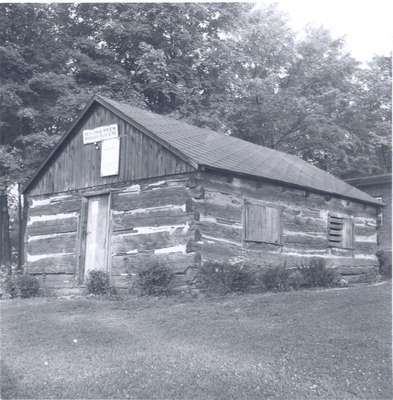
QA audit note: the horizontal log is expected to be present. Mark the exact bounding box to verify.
[139,177,189,191]
[198,220,242,244]
[283,234,328,249]
[27,233,77,255]
[189,185,205,199]
[344,272,377,284]
[354,242,378,254]
[199,240,242,262]
[112,212,191,232]
[171,271,198,288]
[111,252,198,275]
[27,254,77,274]
[193,201,242,222]
[111,229,188,255]
[243,240,281,252]
[200,173,308,207]
[283,216,326,233]
[301,208,323,219]
[338,265,377,275]
[28,194,74,208]
[27,217,78,236]
[111,275,130,289]
[326,256,377,268]
[197,172,376,217]
[33,274,78,288]
[112,186,190,211]
[354,225,377,236]
[29,197,81,216]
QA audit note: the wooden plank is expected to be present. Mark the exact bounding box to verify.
[27,233,77,255]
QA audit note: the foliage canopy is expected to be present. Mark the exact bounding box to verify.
[0,2,391,189]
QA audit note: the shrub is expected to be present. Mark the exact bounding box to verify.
[15,274,40,298]
[4,275,18,298]
[287,269,305,290]
[196,261,253,295]
[86,270,111,295]
[135,262,174,296]
[260,266,290,291]
[299,258,339,288]
[376,250,392,278]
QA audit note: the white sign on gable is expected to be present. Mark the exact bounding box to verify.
[83,124,118,144]
[100,137,120,177]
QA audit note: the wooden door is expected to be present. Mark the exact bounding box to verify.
[84,194,110,279]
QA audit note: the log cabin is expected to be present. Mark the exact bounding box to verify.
[22,95,383,294]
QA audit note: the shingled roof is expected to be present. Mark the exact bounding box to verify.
[24,95,381,206]
[97,96,379,205]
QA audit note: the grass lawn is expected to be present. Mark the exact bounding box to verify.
[1,282,392,399]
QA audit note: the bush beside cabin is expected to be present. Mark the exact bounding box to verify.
[21,96,382,295]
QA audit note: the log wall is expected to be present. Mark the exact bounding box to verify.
[24,170,380,293]
[24,193,81,293]
[191,172,379,282]
[24,174,200,293]
[109,175,200,290]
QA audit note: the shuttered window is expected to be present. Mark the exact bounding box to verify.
[328,214,354,249]
[244,202,281,244]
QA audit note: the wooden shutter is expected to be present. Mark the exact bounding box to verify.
[244,202,281,244]
[328,214,353,249]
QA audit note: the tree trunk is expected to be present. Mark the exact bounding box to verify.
[18,183,24,270]
[0,188,11,266]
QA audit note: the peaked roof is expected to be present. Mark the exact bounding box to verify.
[23,95,381,206]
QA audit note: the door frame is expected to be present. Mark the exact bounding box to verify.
[77,191,112,285]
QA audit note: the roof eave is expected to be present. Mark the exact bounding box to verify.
[199,165,383,207]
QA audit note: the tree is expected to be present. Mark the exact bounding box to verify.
[345,55,392,177]
[0,3,391,264]
[0,3,245,264]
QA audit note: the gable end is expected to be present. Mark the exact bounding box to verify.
[24,99,196,196]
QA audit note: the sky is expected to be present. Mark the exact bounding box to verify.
[254,0,393,62]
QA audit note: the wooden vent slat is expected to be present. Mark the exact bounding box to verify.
[328,214,354,249]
